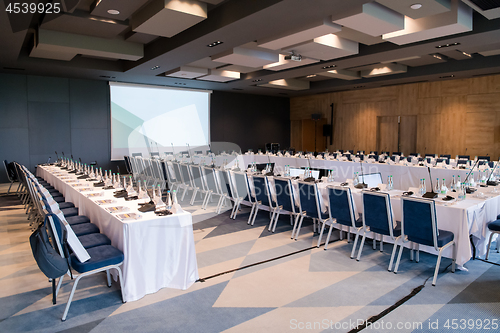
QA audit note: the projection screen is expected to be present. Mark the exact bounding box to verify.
[109,82,211,160]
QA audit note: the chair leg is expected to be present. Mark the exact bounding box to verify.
[350,228,361,259]
[372,232,377,250]
[294,215,305,240]
[106,270,112,287]
[251,205,260,225]
[486,232,495,260]
[317,220,327,248]
[55,273,65,297]
[272,211,281,233]
[116,267,125,303]
[324,225,334,250]
[394,241,406,274]
[356,230,367,261]
[388,237,401,272]
[291,213,301,239]
[380,235,384,252]
[452,242,456,273]
[8,181,13,194]
[62,274,83,321]
[268,208,278,231]
[432,248,444,286]
[416,244,420,263]
[247,203,256,224]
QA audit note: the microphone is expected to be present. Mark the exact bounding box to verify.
[55,151,58,159]
[355,160,367,189]
[155,141,159,154]
[79,157,82,163]
[171,143,175,155]
[46,157,51,164]
[71,155,74,160]
[422,166,438,198]
[266,153,273,176]
[463,159,480,193]
[486,162,499,186]
[187,143,191,157]
[62,151,65,156]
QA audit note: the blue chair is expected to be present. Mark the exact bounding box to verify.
[456,159,468,165]
[478,155,490,161]
[292,181,325,240]
[457,155,470,160]
[358,191,401,270]
[395,197,456,286]
[436,158,449,165]
[440,154,451,159]
[392,152,402,156]
[248,175,273,226]
[230,172,253,221]
[485,219,500,260]
[320,186,363,257]
[269,177,298,232]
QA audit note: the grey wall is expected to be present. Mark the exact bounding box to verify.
[210,91,290,152]
[0,75,291,183]
[0,74,111,182]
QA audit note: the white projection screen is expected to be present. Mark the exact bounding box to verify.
[109,82,211,160]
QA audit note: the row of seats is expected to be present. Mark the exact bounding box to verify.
[16,163,125,321]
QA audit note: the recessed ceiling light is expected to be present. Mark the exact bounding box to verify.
[439,75,455,79]
[107,9,120,15]
[306,74,317,78]
[432,54,443,60]
[410,3,422,10]
[207,41,223,47]
[252,79,262,82]
[322,65,336,69]
[436,42,460,49]
[461,51,472,58]
[151,65,160,70]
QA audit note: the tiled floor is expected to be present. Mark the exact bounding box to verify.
[1,182,499,333]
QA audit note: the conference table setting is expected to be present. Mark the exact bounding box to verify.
[239,161,500,269]
[37,164,199,302]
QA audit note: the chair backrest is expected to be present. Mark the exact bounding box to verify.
[362,191,395,238]
[123,156,132,174]
[457,159,468,165]
[190,165,204,189]
[440,154,451,159]
[180,164,192,186]
[252,175,270,206]
[327,186,356,227]
[132,152,142,157]
[436,158,449,165]
[273,177,295,213]
[232,172,250,201]
[203,167,218,193]
[219,170,233,198]
[457,155,469,160]
[401,197,438,250]
[478,155,490,161]
[172,162,183,183]
[4,160,14,181]
[392,152,402,156]
[425,154,436,158]
[297,181,325,220]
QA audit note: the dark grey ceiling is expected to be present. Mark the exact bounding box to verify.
[1,0,500,97]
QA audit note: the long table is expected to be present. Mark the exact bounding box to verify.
[38,166,199,302]
[243,170,500,267]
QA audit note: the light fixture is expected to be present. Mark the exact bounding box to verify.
[410,3,422,10]
[436,42,460,49]
[432,54,443,60]
[151,65,160,70]
[252,79,262,82]
[306,74,317,78]
[461,51,472,58]
[322,65,336,69]
[107,9,120,15]
[439,74,455,79]
[353,85,365,89]
[207,40,223,47]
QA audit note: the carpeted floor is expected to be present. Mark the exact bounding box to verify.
[1,182,499,333]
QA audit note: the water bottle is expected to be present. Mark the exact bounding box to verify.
[172,190,178,205]
[457,175,461,189]
[458,184,466,200]
[441,178,447,194]
[353,172,359,186]
[387,175,392,190]
[451,175,456,191]
[390,175,393,190]
[166,190,172,210]
[419,179,424,196]
[434,178,440,193]
[422,178,427,194]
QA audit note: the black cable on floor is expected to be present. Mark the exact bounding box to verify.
[476,258,500,267]
[196,239,341,282]
[347,263,452,333]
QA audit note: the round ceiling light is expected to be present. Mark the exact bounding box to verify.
[410,3,422,10]
[107,9,120,15]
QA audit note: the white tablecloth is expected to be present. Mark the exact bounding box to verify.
[38,166,199,302]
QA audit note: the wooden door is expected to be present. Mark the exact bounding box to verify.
[377,116,398,153]
[302,118,327,152]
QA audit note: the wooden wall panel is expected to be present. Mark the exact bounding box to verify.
[377,116,398,153]
[290,120,302,151]
[290,74,500,159]
[400,115,417,155]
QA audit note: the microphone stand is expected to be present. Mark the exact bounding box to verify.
[463,159,479,193]
[304,155,314,182]
[355,160,367,189]
[422,166,438,198]
[486,162,499,186]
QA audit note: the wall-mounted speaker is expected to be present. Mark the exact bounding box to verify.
[311,113,321,120]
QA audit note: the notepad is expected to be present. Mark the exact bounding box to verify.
[94,199,115,205]
[86,192,104,198]
[77,188,94,192]
[117,213,141,221]
[105,206,129,213]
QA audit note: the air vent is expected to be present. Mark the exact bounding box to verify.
[470,0,500,11]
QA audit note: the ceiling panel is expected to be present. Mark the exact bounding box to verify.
[196,69,240,82]
[257,17,341,50]
[333,27,384,45]
[333,2,404,37]
[211,47,279,67]
[396,54,447,66]
[258,79,310,90]
[263,54,319,71]
[186,57,226,69]
[360,63,407,77]
[124,31,159,44]
[376,0,451,19]
[317,69,361,80]
[479,49,500,56]
[462,0,500,19]
[41,11,129,39]
[284,34,358,61]
[131,0,207,38]
[383,0,472,45]
[439,49,473,60]
[218,64,262,73]
[90,0,150,21]
[164,66,208,78]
